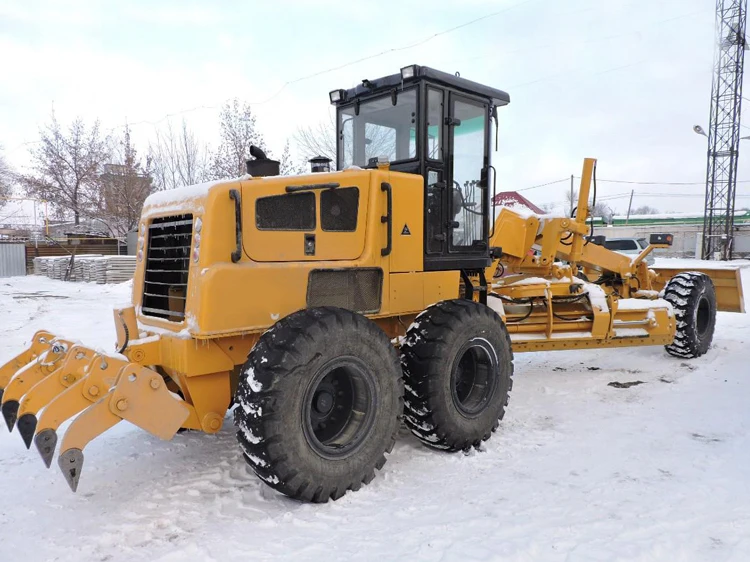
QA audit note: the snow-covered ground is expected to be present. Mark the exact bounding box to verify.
[0,265,748,562]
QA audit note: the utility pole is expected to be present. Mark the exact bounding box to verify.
[625,189,635,225]
[702,0,748,260]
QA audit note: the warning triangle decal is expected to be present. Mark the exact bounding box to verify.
[401,224,411,235]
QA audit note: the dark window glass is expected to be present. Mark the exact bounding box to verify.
[450,97,487,249]
[256,192,315,230]
[604,239,638,251]
[426,170,444,254]
[339,88,418,168]
[321,187,359,231]
[427,88,443,160]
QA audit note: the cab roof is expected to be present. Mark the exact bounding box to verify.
[332,64,511,108]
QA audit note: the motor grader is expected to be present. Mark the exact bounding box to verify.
[0,65,744,502]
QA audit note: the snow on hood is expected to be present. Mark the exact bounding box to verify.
[142,179,227,214]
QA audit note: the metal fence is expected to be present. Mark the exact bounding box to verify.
[0,244,27,277]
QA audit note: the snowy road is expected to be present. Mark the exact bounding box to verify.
[0,268,749,562]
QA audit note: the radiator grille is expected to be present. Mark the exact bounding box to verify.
[142,214,193,321]
[307,268,383,314]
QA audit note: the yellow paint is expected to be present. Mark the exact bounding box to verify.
[0,157,740,479]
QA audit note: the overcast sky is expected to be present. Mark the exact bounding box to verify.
[1,0,748,214]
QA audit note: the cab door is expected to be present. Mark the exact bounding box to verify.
[447,93,489,255]
[423,88,490,271]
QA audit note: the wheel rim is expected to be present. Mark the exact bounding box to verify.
[696,295,711,337]
[303,357,376,459]
[450,338,498,418]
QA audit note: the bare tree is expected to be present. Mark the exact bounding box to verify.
[0,148,14,208]
[208,99,267,179]
[294,114,400,169]
[149,119,207,191]
[632,205,660,215]
[538,202,556,213]
[19,115,110,225]
[591,201,614,221]
[279,140,305,175]
[563,188,613,220]
[94,126,154,236]
[295,114,337,165]
[565,188,578,215]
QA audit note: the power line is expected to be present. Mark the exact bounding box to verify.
[9,0,540,151]
[575,175,750,185]
[448,6,709,67]
[515,178,570,192]
[232,0,541,106]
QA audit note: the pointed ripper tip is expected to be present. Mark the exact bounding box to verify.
[34,429,57,469]
[2,400,19,432]
[17,413,37,449]
[58,449,84,493]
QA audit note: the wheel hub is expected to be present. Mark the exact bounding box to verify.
[314,390,335,415]
[303,359,376,459]
[451,339,497,418]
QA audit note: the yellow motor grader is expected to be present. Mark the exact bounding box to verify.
[0,65,744,502]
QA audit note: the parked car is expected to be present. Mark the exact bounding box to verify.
[602,237,655,266]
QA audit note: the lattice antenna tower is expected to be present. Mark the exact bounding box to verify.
[702,0,748,260]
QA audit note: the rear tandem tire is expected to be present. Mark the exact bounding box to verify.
[400,299,514,452]
[663,272,717,359]
[234,307,403,503]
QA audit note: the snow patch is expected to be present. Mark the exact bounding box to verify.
[240,424,261,445]
[245,366,262,393]
[583,283,609,313]
[487,297,505,318]
[617,298,673,312]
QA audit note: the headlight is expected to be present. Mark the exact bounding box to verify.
[400,65,417,80]
[329,89,345,104]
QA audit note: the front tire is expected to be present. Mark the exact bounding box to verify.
[663,272,717,358]
[400,300,514,451]
[234,307,403,502]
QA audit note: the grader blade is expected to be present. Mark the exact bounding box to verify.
[651,265,745,313]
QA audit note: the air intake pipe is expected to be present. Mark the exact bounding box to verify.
[246,145,280,177]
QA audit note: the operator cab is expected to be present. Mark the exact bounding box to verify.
[330,64,510,271]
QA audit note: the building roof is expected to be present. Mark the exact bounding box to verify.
[492,191,544,214]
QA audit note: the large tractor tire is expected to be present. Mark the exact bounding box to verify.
[400,300,514,452]
[663,272,717,359]
[234,307,403,503]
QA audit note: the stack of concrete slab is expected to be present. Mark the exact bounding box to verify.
[102,256,136,284]
[32,255,136,284]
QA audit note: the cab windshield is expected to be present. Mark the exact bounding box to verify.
[338,89,417,169]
